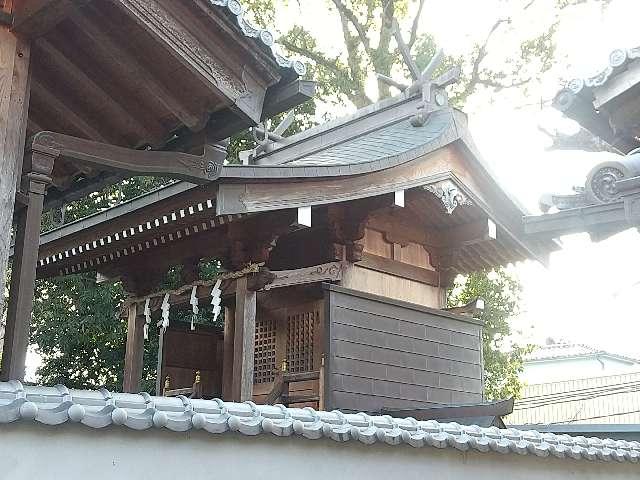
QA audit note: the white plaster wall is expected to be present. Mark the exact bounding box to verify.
[0,423,637,480]
[522,357,640,384]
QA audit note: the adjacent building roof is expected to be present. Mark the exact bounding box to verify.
[1,381,639,463]
[508,371,640,426]
[526,344,640,364]
[553,46,640,154]
[526,46,640,240]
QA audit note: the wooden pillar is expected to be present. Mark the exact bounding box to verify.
[222,305,235,400]
[154,325,165,396]
[1,152,54,381]
[0,27,31,323]
[231,276,256,401]
[123,302,145,392]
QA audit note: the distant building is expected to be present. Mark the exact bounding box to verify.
[522,343,640,384]
[508,343,640,426]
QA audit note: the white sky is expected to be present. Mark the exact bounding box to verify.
[271,0,640,357]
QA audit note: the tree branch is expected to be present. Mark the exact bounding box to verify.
[408,0,427,49]
[459,18,510,99]
[331,0,371,52]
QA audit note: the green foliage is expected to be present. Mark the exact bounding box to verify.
[32,176,174,390]
[448,268,533,400]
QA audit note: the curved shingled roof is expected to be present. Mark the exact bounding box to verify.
[1,381,639,463]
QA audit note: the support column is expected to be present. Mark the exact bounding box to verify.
[0,27,31,319]
[222,305,235,400]
[1,152,54,381]
[123,302,145,393]
[231,276,256,402]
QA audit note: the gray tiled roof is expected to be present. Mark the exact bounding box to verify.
[285,112,453,167]
[1,381,639,463]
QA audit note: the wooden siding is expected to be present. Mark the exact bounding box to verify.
[325,285,483,412]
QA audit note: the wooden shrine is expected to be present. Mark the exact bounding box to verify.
[16,90,556,412]
[1,0,556,414]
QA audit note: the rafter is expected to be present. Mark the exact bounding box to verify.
[30,78,110,143]
[35,38,164,147]
[68,9,201,129]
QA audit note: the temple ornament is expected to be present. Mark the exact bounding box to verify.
[541,148,640,211]
[423,180,472,214]
[376,20,460,127]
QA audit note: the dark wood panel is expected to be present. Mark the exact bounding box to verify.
[326,285,483,412]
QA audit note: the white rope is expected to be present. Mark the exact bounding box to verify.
[190,285,199,331]
[211,279,222,322]
[160,293,170,330]
[143,298,151,340]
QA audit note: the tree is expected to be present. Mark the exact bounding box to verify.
[448,268,532,400]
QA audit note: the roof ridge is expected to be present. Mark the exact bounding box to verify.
[1,381,639,463]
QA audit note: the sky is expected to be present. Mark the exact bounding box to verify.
[270,0,640,357]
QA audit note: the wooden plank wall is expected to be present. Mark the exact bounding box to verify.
[325,285,483,412]
[162,326,222,397]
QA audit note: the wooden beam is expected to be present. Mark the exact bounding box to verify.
[69,9,201,129]
[205,79,315,144]
[357,253,440,287]
[231,276,256,401]
[1,152,54,381]
[31,131,225,184]
[123,302,145,393]
[264,262,345,290]
[0,28,31,380]
[12,0,87,37]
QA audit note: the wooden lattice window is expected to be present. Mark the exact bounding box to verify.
[253,317,277,384]
[286,309,317,373]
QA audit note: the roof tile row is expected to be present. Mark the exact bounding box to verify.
[1,381,639,463]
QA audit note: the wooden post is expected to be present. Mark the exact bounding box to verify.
[222,305,234,400]
[231,276,256,401]
[0,27,31,326]
[154,325,165,396]
[123,302,145,392]
[1,152,54,381]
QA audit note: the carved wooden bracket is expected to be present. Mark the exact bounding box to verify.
[423,180,472,214]
[31,131,225,184]
[429,249,457,288]
[327,205,369,263]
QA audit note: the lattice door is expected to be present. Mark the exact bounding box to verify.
[286,306,320,373]
[253,316,277,384]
